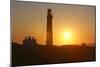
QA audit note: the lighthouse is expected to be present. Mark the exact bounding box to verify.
[46,8,53,46]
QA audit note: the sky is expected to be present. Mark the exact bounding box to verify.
[11,1,96,46]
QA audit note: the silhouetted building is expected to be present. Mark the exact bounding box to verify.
[23,36,37,47]
[82,43,86,47]
[46,8,53,46]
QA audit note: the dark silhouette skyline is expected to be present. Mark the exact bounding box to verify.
[12,39,96,66]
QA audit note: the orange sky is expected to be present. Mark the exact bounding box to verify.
[12,1,96,46]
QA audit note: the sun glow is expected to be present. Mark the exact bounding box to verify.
[64,32,72,41]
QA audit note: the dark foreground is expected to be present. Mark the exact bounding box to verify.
[12,43,96,66]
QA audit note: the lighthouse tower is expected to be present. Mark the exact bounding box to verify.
[46,8,53,46]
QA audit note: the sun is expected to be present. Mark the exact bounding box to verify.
[63,32,72,41]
